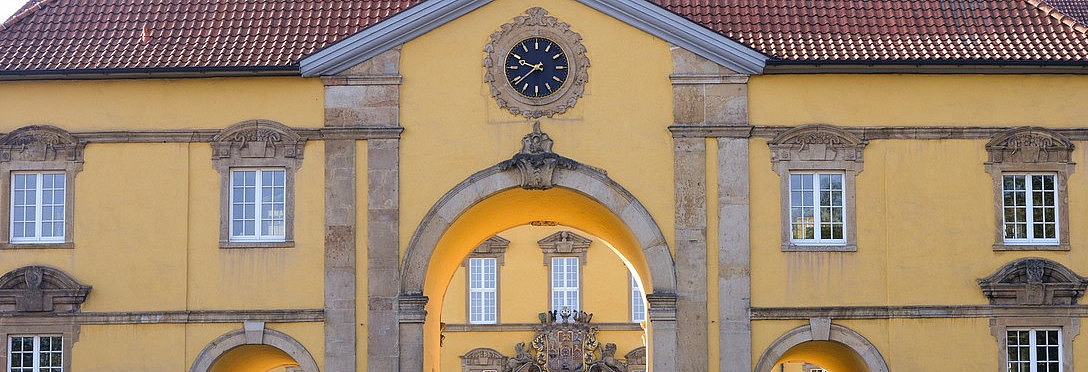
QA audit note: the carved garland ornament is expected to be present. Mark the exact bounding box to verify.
[484,7,590,118]
[0,125,84,163]
[211,120,305,163]
[985,127,1074,164]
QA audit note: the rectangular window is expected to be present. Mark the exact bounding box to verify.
[1007,329,1061,372]
[468,257,497,324]
[551,257,579,312]
[630,276,646,322]
[230,169,286,242]
[1003,174,1058,245]
[789,172,845,245]
[8,335,62,372]
[10,173,65,243]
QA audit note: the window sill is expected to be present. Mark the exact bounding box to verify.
[993,243,1069,251]
[782,243,856,252]
[0,241,74,250]
[220,240,295,249]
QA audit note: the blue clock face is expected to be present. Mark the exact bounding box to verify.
[504,37,569,98]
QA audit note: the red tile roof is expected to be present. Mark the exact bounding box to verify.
[1043,0,1088,26]
[2,0,1088,73]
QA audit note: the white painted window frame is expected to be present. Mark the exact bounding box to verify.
[1001,173,1059,246]
[550,257,580,312]
[788,172,846,246]
[229,168,287,243]
[9,172,65,244]
[7,335,63,372]
[630,275,646,323]
[468,257,498,324]
[1006,328,1062,372]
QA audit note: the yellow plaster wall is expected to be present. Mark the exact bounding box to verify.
[748,74,1088,127]
[0,77,324,131]
[750,137,1088,307]
[397,0,676,262]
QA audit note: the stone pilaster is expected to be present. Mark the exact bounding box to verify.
[324,139,357,372]
[671,44,750,372]
[397,294,428,372]
[673,137,707,372]
[322,47,403,372]
[646,292,678,372]
[718,137,751,372]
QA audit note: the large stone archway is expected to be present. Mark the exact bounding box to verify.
[754,320,889,372]
[190,324,320,372]
[397,124,678,372]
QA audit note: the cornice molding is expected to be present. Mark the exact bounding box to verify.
[752,305,1088,320]
[671,125,1088,140]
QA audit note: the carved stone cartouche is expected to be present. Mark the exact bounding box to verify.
[499,122,577,190]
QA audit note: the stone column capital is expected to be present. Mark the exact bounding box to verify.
[398,294,429,324]
[646,292,678,322]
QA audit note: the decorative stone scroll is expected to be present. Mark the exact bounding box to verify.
[211,120,305,163]
[978,257,1088,305]
[0,125,84,163]
[623,347,646,372]
[484,7,590,118]
[768,124,866,252]
[985,127,1075,251]
[211,120,306,248]
[986,127,1074,165]
[0,266,90,313]
[499,122,578,190]
[768,124,866,166]
[537,230,592,264]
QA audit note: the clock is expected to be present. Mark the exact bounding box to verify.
[485,8,589,118]
[504,37,569,98]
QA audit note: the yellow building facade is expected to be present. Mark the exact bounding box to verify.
[1,0,1088,371]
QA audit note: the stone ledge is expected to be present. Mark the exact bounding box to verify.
[443,322,643,332]
[0,242,74,250]
[752,305,1088,320]
[0,309,325,325]
[781,243,857,252]
[992,243,1070,251]
[220,241,296,249]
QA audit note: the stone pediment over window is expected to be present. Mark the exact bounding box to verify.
[464,235,510,266]
[985,127,1074,165]
[538,230,592,264]
[979,258,1088,305]
[0,125,84,164]
[0,266,90,313]
[459,347,506,372]
[211,120,305,167]
[768,124,866,167]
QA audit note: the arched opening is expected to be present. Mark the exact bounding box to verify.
[399,149,679,371]
[421,187,656,370]
[190,328,319,372]
[772,341,867,372]
[755,323,888,372]
[208,345,299,372]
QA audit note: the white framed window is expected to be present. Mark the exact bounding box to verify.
[789,172,845,245]
[8,335,62,372]
[468,257,497,324]
[10,173,65,244]
[229,169,286,242]
[630,276,646,322]
[1007,329,1061,372]
[550,257,579,312]
[1002,174,1058,245]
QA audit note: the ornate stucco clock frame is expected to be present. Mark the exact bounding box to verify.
[484,7,590,118]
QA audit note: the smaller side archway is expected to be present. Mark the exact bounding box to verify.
[190,325,320,372]
[755,321,889,372]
